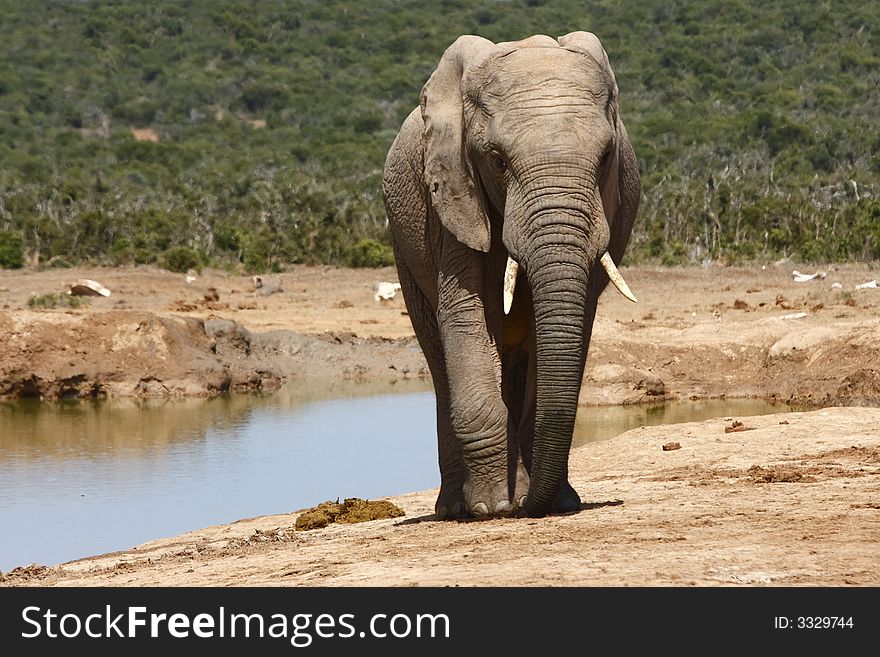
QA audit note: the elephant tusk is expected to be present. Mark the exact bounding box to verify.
[600,252,637,303]
[503,256,518,315]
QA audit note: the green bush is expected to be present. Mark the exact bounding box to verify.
[241,235,271,273]
[46,256,74,269]
[661,241,687,266]
[27,293,89,309]
[0,232,25,269]
[158,246,202,273]
[238,82,290,113]
[28,293,60,308]
[348,239,394,268]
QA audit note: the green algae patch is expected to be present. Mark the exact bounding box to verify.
[295,498,405,531]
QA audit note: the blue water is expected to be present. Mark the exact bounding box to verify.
[0,387,789,571]
[0,386,438,571]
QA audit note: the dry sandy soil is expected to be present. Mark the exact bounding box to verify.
[1,261,879,586]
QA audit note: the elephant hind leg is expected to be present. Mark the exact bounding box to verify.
[502,349,531,508]
[393,252,466,520]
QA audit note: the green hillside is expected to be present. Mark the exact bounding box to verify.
[1,0,878,271]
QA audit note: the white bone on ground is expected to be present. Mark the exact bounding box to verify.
[373,281,402,302]
[791,270,826,283]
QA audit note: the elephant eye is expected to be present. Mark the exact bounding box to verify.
[494,155,508,172]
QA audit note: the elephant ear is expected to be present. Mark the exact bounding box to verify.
[420,36,498,252]
[558,31,625,224]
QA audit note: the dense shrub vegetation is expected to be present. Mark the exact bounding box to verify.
[0,0,877,270]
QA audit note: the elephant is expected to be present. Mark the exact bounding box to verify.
[382,32,640,519]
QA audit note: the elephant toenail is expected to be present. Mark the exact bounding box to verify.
[518,496,527,508]
[451,501,464,517]
[494,500,513,514]
[472,502,489,516]
[436,506,448,520]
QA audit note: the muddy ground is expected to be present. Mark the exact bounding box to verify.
[1,262,879,586]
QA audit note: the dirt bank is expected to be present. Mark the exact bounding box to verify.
[1,263,879,406]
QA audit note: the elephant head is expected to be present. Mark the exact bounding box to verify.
[418,33,639,516]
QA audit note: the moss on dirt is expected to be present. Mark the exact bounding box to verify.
[295,498,404,531]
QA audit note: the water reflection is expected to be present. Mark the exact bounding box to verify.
[0,384,789,571]
[572,398,792,448]
[0,378,432,460]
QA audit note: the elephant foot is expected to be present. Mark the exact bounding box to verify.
[516,480,581,517]
[551,480,581,514]
[464,478,514,518]
[434,486,466,520]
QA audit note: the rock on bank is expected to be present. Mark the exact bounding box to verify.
[0,310,427,400]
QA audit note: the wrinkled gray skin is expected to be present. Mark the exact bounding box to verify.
[382,33,639,518]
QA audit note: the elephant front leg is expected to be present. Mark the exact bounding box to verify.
[392,253,466,520]
[438,242,512,517]
[442,325,511,516]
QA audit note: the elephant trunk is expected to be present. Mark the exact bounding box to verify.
[520,217,596,517]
